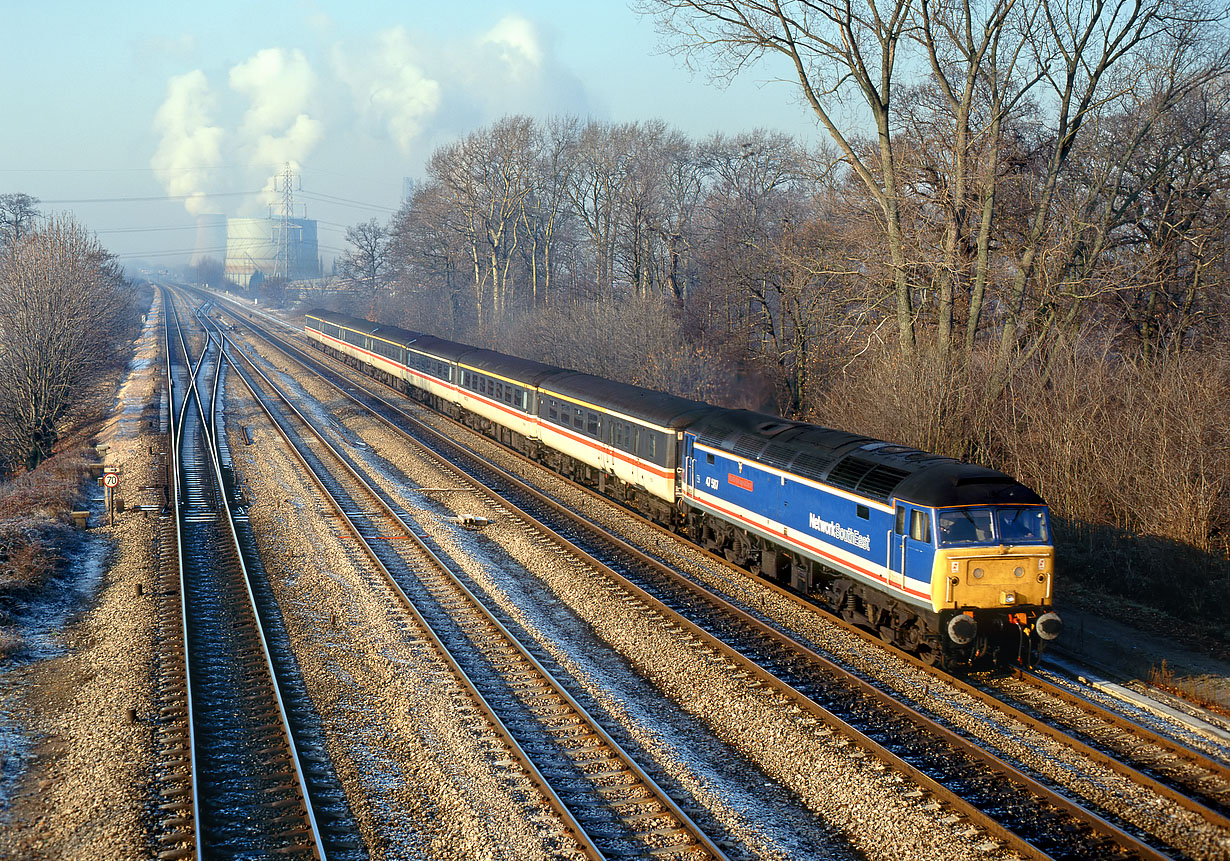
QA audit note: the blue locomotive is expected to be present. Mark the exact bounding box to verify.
[304,309,1061,667]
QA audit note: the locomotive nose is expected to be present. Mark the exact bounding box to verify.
[1035,611,1063,641]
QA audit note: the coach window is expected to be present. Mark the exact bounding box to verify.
[587,412,599,436]
[647,433,657,461]
[910,509,931,543]
[573,408,584,430]
[494,382,503,400]
[548,400,558,421]
[504,387,513,405]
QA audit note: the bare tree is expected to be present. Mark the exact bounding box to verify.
[982,0,1230,394]
[387,188,469,335]
[640,0,919,352]
[429,117,537,332]
[192,255,225,288]
[0,216,129,471]
[641,0,1229,375]
[564,121,637,299]
[0,193,40,251]
[516,116,578,308]
[339,218,391,313]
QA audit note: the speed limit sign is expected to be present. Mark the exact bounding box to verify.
[103,473,119,488]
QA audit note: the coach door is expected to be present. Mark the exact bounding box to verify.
[683,434,695,496]
[891,503,933,592]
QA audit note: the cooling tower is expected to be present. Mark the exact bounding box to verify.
[224,217,321,286]
[190,214,228,267]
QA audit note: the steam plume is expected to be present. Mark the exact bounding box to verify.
[150,71,223,216]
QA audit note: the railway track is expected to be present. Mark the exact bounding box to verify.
[156,292,363,859]
[209,311,731,860]
[209,300,1230,859]
[983,668,1230,816]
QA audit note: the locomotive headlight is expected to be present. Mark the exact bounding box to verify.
[972,567,984,579]
[1014,566,1025,578]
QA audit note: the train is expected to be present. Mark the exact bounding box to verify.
[303,308,1062,668]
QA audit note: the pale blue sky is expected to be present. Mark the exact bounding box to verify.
[2,2,820,265]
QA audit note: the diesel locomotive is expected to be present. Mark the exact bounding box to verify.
[304,309,1061,667]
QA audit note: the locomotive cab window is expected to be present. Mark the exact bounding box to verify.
[910,509,930,543]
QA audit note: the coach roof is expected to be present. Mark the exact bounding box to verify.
[455,347,562,386]
[540,371,714,428]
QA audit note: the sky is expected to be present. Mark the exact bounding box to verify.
[1,1,821,268]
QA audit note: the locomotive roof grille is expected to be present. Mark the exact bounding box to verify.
[760,442,798,469]
[790,451,836,481]
[858,465,911,501]
[826,456,878,491]
[732,433,769,458]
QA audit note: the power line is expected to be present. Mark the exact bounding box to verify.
[96,224,202,235]
[299,191,396,213]
[43,190,261,204]
[114,245,227,259]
